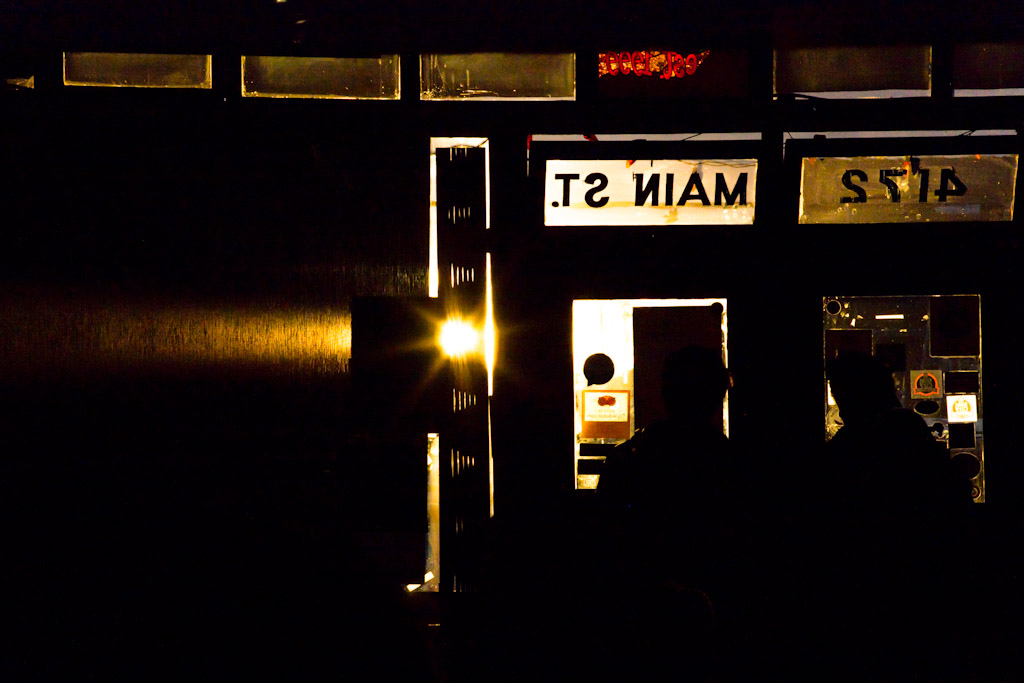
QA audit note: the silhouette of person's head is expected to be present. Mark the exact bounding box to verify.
[826,351,901,428]
[661,346,730,426]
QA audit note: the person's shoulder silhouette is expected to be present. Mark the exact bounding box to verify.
[660,345,733,433]
[826,351,934,465]
[821,351,975,679]
[599,345,731,516]
[825,349,974,536]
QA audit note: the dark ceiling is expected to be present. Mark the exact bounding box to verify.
[3,0,1023,55]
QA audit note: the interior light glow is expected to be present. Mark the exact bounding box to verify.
[428,150,439,298]
[406,584,422,592]
[484,253,496,396]
[439,319,480,357]
[424,433,440,592]
[875,314,905,320]
[428,138,488,297]
[571,297,729,490]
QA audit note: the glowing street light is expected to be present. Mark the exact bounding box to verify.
[439,319,480,357]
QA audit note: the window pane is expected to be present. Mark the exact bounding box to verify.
[572,298,728,490]
[420,53,574,100]
[64,53,211,88]
[799,154,1017,224]
[823,294,985,502]
[775,46,930,98]
[954,43,1024,96]
[241,55,401,99]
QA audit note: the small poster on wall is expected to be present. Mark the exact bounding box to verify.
[910,370,943,398]
[947,394,979,423]
[581,390,631,439]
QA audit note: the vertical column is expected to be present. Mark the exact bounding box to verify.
[435,144,490,591]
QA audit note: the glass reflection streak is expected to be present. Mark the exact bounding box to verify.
[1,299,350,376]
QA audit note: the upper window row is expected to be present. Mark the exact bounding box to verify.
[61,52,575,100]
[60,45,1024,100]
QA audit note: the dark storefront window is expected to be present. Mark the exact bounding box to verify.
[824,295,985,501]
[954,43,1024,97]
[775,45,931,98]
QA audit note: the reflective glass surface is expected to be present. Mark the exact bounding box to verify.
[420,53,574,100]
[64,53,212,88]
[242,55,400,99]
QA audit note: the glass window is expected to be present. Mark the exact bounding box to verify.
[241,55,401,99]
[824,295,984,502]
[572,298,728,490]
[798,153,1017,224]
[775,46,931,98]
[954,43,1024,96]
[408,433,441,593]
[420,53,575,100]
[63,53,212,89]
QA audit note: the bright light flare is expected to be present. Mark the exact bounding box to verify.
[439,319,480,357]
[484,253,496,395]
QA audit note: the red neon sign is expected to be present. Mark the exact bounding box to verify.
[599,50,710,80]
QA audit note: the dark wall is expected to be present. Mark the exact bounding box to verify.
[2,97,427,441]
[5,0,1024,54]
[2,89,431,666]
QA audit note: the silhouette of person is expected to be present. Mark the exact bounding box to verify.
[596,346,734,678]
[818,351,973,678]
[825,350,967,522]
[599,345,732,528]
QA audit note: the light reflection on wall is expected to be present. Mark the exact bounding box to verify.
[1,298,351,376]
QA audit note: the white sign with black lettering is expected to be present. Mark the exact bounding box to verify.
[545,159,757,226]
